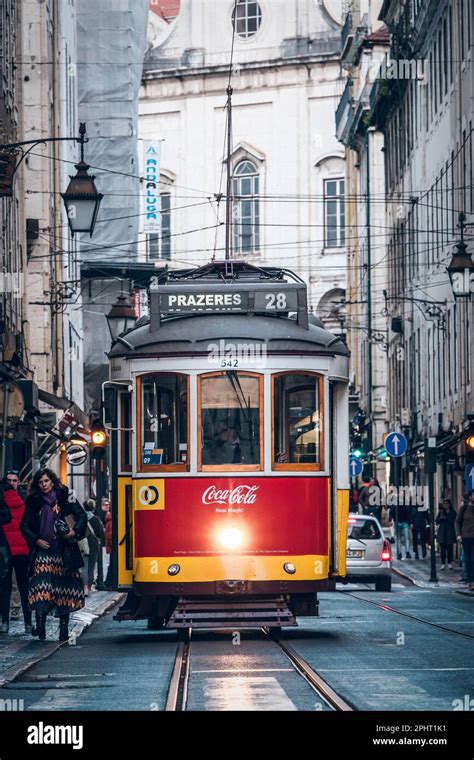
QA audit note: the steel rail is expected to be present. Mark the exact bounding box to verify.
[165,633,191,711]
[274,639,355,711]
[345,592,474,640]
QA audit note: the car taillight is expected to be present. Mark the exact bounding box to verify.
[381,539,391,561]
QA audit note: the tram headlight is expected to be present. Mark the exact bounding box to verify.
[283,562,296,575]
[168,564,181,576]
[218,528,243,550]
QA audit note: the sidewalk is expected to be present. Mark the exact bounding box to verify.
[0,589,124,687]
[392,555,472,594]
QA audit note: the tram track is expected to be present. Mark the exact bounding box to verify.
[345,592,474,640]
[272,638,354,710]
[165,629,354,711]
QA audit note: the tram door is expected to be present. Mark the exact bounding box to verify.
[105,386,134,589]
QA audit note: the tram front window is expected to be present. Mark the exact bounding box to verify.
[199,372,261,469]
[273,372,322,469]
[140,373,188,468]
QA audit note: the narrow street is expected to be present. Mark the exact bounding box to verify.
[1,581,472,713]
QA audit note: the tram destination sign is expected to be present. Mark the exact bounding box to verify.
[151,283,301,317]
[160,289,251,313]
[149,282,308,330]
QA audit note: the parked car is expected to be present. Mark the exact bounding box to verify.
[343,514,392,591]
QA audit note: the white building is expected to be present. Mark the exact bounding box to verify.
[139,0,348,324]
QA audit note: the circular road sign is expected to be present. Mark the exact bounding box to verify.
[66,443,88,467]
[349,456,363,478]
[384,432,408,458]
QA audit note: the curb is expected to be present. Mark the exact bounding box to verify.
[0,592,124,688]
[392,564,465,590]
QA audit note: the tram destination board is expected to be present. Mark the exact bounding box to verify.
[151,283,301,317]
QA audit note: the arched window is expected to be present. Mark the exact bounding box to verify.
[232,0,262,39]
[232,160,260,255]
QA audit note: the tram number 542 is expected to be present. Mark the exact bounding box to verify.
[265,292,287,310]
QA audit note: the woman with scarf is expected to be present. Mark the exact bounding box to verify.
[21,469,87,641]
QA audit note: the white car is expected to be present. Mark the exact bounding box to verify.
[343,514,392,591]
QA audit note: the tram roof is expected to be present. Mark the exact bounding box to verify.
[108,311,349,358]
[109,262,349,359]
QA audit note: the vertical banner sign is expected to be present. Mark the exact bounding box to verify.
[143,140,161,233]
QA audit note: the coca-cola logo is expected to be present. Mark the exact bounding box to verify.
[202,484,259,506]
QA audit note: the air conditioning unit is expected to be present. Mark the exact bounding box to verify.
[400,408,410,426]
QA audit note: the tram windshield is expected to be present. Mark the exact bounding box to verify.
[199,372,261,468]
[273,373,322,468]
[140,373,188,467]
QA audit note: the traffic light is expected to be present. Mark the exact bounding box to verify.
[466,434,474,451]
[90,418,106,459]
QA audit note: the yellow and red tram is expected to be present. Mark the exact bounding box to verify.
[104,261,350,630]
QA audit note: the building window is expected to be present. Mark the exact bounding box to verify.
[147,192,171,260]
[324,178,345,247]
[232,160,260,255]
[232,0,262,39]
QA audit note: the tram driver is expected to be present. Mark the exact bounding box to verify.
[202,423,257,466]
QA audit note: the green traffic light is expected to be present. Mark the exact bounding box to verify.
[352,448,364,458]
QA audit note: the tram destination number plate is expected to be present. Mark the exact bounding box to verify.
[158,289,299,314]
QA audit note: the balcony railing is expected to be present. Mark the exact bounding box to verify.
[335,79,353,135]
[336,79,354,142]
[341,12,354,54]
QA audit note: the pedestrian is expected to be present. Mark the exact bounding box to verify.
[83,499,105,590]
[395,498,414,560]
[104,505,113,589]
[380,503,395,543]
[0,491,12,633]
[358,477,382,520]
[412,505,429,560]
[4,472,26,622]
[0,471,32,634]
[20,469,87,641]
[436,498,457,570]
[455,490,474,592]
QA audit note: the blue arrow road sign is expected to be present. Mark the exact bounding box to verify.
[465,464,474,493]
[385,431,408,458]
[349,456,363,478]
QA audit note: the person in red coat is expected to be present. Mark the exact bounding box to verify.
[0,472,31,634]
[105,510,112,555]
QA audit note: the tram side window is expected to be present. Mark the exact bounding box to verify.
[199,372,261,469]
[140,373,188,468]
[273,373,322,469]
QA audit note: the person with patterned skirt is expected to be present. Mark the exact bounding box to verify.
[20,469,87,641]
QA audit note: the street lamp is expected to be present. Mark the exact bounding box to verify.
[446,213,474,298]
[61,124,103,237]
[106,294,137,344]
